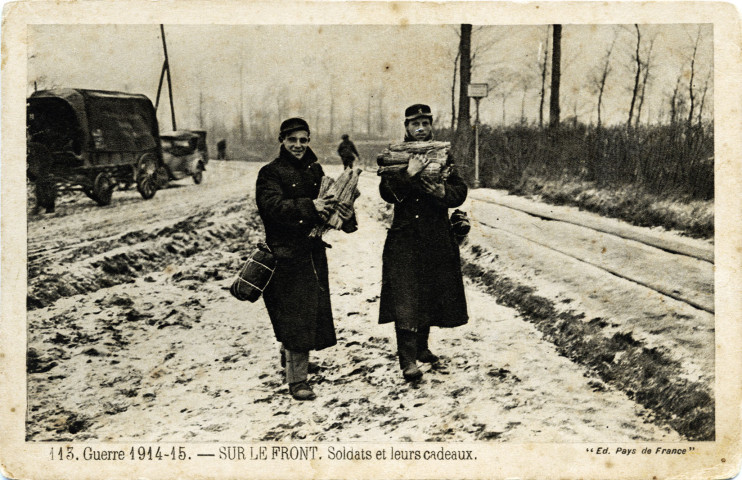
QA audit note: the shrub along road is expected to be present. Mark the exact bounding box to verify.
[25,159,711,441]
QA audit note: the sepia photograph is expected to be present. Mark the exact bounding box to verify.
[2,1,741,479]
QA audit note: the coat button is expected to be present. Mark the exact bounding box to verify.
[299,220,304,224]
[415,198,419,202]
[415,215,419,219]
[292,183,296,187]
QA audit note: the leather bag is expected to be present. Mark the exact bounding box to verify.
[230,243,276,302]
[450,209,471,244]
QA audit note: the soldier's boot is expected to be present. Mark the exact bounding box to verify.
[396,328,422,382]
[416,326,439,364]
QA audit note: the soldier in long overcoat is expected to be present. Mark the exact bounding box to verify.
[378,104,468,381]
[256,117,356,400]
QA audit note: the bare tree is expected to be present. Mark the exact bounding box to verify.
[538,25,550,128]
[454,24,473,169]
[471,26,506,74]
[687,26,702,126]
[549,24,562,128]
[238,62,246,144]
[367,92,373,136]
[635,34,657,127]
[627,24,642,127]
[696,69,712,125]
[377,89,385,137]
[451,48,460,131]
[669,72,684,124]
[329,82,335,137]
[519,71,535,124]
[488,69,516,125]
[590,31,618,128]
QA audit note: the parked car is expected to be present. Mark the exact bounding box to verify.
[26,88,165,210]
[160,130,206,184]
[190,129,209,165]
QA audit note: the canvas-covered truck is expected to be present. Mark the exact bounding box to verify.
[26,88,166,211]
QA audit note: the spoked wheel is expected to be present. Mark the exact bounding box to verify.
[192,163,204,184]
[135,153,159,199]
[92,172,115,206]
[82,186,97,201]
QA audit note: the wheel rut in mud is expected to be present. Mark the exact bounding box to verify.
[27,198,264,311]
[460,243,714,441]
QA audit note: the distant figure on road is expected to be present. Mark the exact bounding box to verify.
[378,104,469,382]
[27,142,57,214]
[337,134,360,170]
[256,117,357,401]
[217,139,227,160]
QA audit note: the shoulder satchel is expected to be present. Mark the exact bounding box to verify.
[450,209,471,244]
[230,243,276,302]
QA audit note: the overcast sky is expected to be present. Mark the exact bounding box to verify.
[28,23,713,138]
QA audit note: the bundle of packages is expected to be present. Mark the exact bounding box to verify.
[376,141,451,181]
[310,167,362,238]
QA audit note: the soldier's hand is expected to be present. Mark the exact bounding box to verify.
[420,177,445,199]
[336,203,353,221]
[313,194,337,218]
[406,154,430,177]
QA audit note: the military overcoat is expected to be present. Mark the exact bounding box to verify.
[256,146,356,352]
[378,151,469,332]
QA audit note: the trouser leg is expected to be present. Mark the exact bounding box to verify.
[284,346,309,384]
[395,327,418,370]
[416,325,430,353]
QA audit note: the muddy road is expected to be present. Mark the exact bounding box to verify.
[25,156,713,442]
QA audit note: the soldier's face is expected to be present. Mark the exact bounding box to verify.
[406,117,432,141]
[282,130,310,160]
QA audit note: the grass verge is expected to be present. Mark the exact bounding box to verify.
[461,243,714,441]
[511,176,714,239]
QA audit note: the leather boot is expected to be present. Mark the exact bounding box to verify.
[396,328,422,381]
[416,326,439,364]
[289,381,316,401]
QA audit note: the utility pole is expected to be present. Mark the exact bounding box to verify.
[160,25,177,131]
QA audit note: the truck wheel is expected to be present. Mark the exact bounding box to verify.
[92,172,114,206]
[135,153,159,199]
[192,163,204,184]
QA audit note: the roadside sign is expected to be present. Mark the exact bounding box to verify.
[468,83,489,98]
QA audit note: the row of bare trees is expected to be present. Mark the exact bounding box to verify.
[449,23,712,135]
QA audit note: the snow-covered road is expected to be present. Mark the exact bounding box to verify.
[25,159,712,442]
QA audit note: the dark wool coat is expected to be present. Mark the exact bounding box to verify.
[337,139,359,160]
[378,148,469,332]
[256,146,356,352]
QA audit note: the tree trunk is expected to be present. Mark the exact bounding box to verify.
[454,24,473,170]
[549,24,561,129]
[688,27,701,127]
[627,25,642,127]
[451,50,460,131]
[670,74,681,125]
[635,37,655,127]
[539,25,550,128]
[696,71,711,125]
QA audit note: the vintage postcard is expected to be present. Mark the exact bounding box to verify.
[1,1,741,479]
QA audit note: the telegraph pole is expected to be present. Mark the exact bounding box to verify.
[160,24,177,131]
